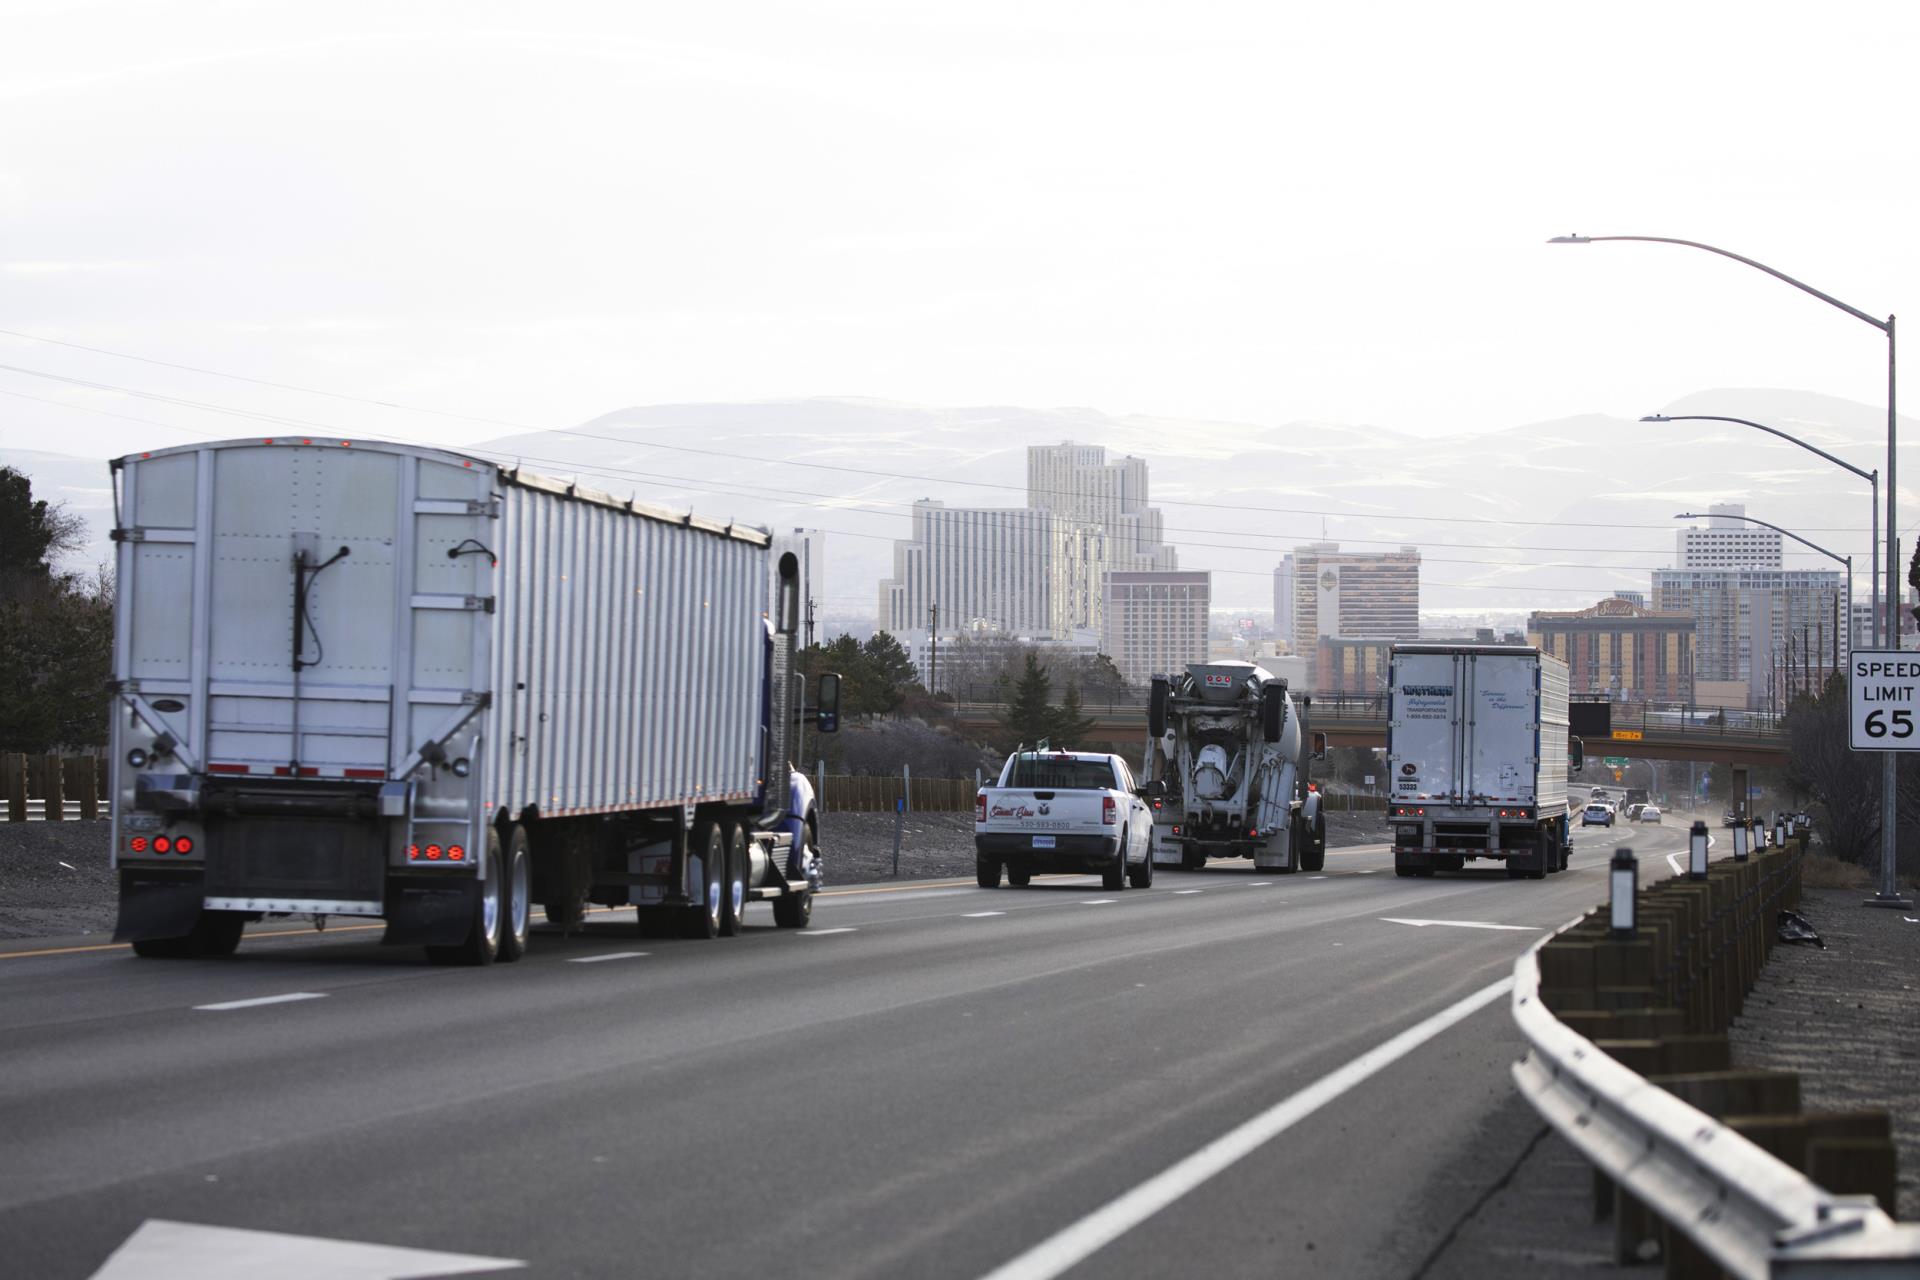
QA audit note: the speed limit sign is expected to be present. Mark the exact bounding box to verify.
[1849,650,1920,750]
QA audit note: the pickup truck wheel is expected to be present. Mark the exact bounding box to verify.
[1127,844,1154,889]
[1181,847,1206,872]
[976,855,1001,888]
[1101,841,1126,891]
[499,825,532,962]
[427,826,504,965]
[1007,867,1032,886]
[719,823,749,936]
[683,819,724,939]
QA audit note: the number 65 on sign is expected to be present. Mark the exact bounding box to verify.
[1849,650,1920,750]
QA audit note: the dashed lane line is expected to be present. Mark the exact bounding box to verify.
[566,952,649,964]
[194,992,327,1012]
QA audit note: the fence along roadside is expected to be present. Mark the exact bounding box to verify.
[1,752,105,822]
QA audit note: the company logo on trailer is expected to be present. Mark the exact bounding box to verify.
[1401,763,1418,776]
[1402,685,1454,697]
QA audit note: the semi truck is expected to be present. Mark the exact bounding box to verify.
[107,438,837,964]
[1386,643,1574,879]
[1140,661,1325,873]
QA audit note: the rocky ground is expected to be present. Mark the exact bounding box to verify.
[0,820,115,940]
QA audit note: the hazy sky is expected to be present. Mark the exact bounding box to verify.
[2,2,1916,616]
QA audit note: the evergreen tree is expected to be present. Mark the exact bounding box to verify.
[1052,678,1097,750]
[996,653,1056,750]
[0,469,111,751]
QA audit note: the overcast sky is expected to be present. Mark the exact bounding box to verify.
[2,2,1915,612]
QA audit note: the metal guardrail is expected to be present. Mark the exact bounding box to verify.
[1510,926,1920,1276]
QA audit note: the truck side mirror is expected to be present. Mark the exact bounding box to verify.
[1310,731,1327,761]
[816,673,841,734]
[1569,736,1585,773]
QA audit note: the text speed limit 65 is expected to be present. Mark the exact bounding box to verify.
[1861,708,1915,740]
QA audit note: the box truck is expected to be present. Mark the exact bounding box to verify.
[107,438,836,963]
[1386,643,1573,879]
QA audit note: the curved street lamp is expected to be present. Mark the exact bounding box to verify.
[1646,413,1877,645]
[1673,511,1851,678]
[1552,232,1908,910]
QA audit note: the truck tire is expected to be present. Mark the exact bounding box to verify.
[683,819,725,939]
[1128,844,1154,889]
[499,824,532,962]
[1300,810,1326,872]
[1181,846,1205,872]
[131,909,247,958]
[1148,677,1170,739]
[772,888,812,928]
[427,826,505,965]
[636,905,675,938]
[976,855,1001,888]
[720,822,749,936]
[1102,840,1127,891]
[1007,866,1032,886]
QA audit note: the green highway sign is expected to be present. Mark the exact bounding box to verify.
[1602,756,1628,766]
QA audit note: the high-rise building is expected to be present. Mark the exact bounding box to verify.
[1314,636,1394,695]
[877,502,1057,637]
[1651,567,1846,707]
[1527,596,1695,702]
[789,528,826,646]
[1103,571,1211,686]
[1026,442,1177,572]
[1676,503,1783,569]
[1272,555,1296,649]
[1289,543,1421,655]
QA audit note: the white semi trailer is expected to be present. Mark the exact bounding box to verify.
[107,438,837,963]
[1141,661,1325,873]
[1386,643,1574,879]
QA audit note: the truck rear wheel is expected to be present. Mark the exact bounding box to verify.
[1102,842,1126,891]
[976,855,1001,888]
[132,909,246,958]
[1127,844,1153,889]
[683,819,725,939]
[1300,811,1326,872]
[1181,847,1205,872]
[719,822,749,936]
[636,905,675,938]
[427,826,505,965]
[499,824,532,962]
[1007,866,1032,886]
[772,888,812,927]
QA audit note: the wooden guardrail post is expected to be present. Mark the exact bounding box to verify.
[2,753,24,823]
[68,756,98,821]
[43,753,65,822]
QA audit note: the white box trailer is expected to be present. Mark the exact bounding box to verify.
[108,438,836,963]
[1385,643,1572,879]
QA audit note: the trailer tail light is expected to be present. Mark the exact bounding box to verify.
[976,793,987,823]
[448,845,465,861]
[129,837,147,852]
[153,836,172,853]
[425,845,442,860]
[1247,828,1258,838]
[407,844,419,859]
[1103,796,1117,825]
[1171,826,1181,836]
[174,836,193,854]
[1307,783,1318,793]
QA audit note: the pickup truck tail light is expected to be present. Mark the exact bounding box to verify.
[976,793,987,823]
[1102,796,1117,825]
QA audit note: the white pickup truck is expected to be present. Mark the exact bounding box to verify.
[974,750,1155,891]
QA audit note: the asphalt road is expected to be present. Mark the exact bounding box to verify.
[0,817,1703,1279]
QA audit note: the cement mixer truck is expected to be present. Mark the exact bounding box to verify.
[1141,661,1325,873]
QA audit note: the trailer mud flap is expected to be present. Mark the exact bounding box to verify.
[382,877,479,947]
[113,869,206,942]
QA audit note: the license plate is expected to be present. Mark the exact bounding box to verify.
[1031,835,1055,849]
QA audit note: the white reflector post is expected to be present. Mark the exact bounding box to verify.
[1691,819,1711,877]
[1610,848,1637,938]
[1731,820,1749,863]
[1774,816,1786,847]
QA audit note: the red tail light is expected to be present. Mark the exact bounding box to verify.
[1102,796,1117,825]
[1307,783,1318,793]
[174,836,194,854]
[425,845,442,860]
[1247,828,1257,838]
[976,793,987,822]
[448,845,465,861]
[407,844,420,859]
[153,836,172,853]
[129,837,148,852]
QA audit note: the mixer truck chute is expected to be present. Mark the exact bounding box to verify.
[1142,661,1324,873]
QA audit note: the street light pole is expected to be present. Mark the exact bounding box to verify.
[1645,413,1877,647]
[1555,233,1906,908]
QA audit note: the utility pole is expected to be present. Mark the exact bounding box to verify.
[805,594,816,650]
[928,603,938,696]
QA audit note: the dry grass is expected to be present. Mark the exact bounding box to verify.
[1799,851,1873,890]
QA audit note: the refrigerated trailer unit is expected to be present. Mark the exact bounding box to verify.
[1386,644,1572,879]
[107,438,836,963]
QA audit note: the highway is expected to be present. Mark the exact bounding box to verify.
[0,820,1699,1279]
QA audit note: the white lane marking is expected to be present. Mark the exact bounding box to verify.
[1081,899,1117,905]
[194,992,326,1012]
[799,927,857,936]
[1380,918,1540,932]
[963,911,1006,918]
[977,977,1514,1280]
[1308,875,1328,880]
[1355,869,1379,875]
[1173,889,1203,895]
[1247,881,1273,887]
[1666,851,1686,876]
[89,1219,522,1278]
[567,952,649,964]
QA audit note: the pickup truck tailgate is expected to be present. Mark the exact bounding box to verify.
[978,791,1108,840]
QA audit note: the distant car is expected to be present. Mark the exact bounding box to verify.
[1635,804,1662,823]
[1625,802,1645,820]
[1590,787,1608,799]
[1723,810,1743,827]
[1582,803,1615,827]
